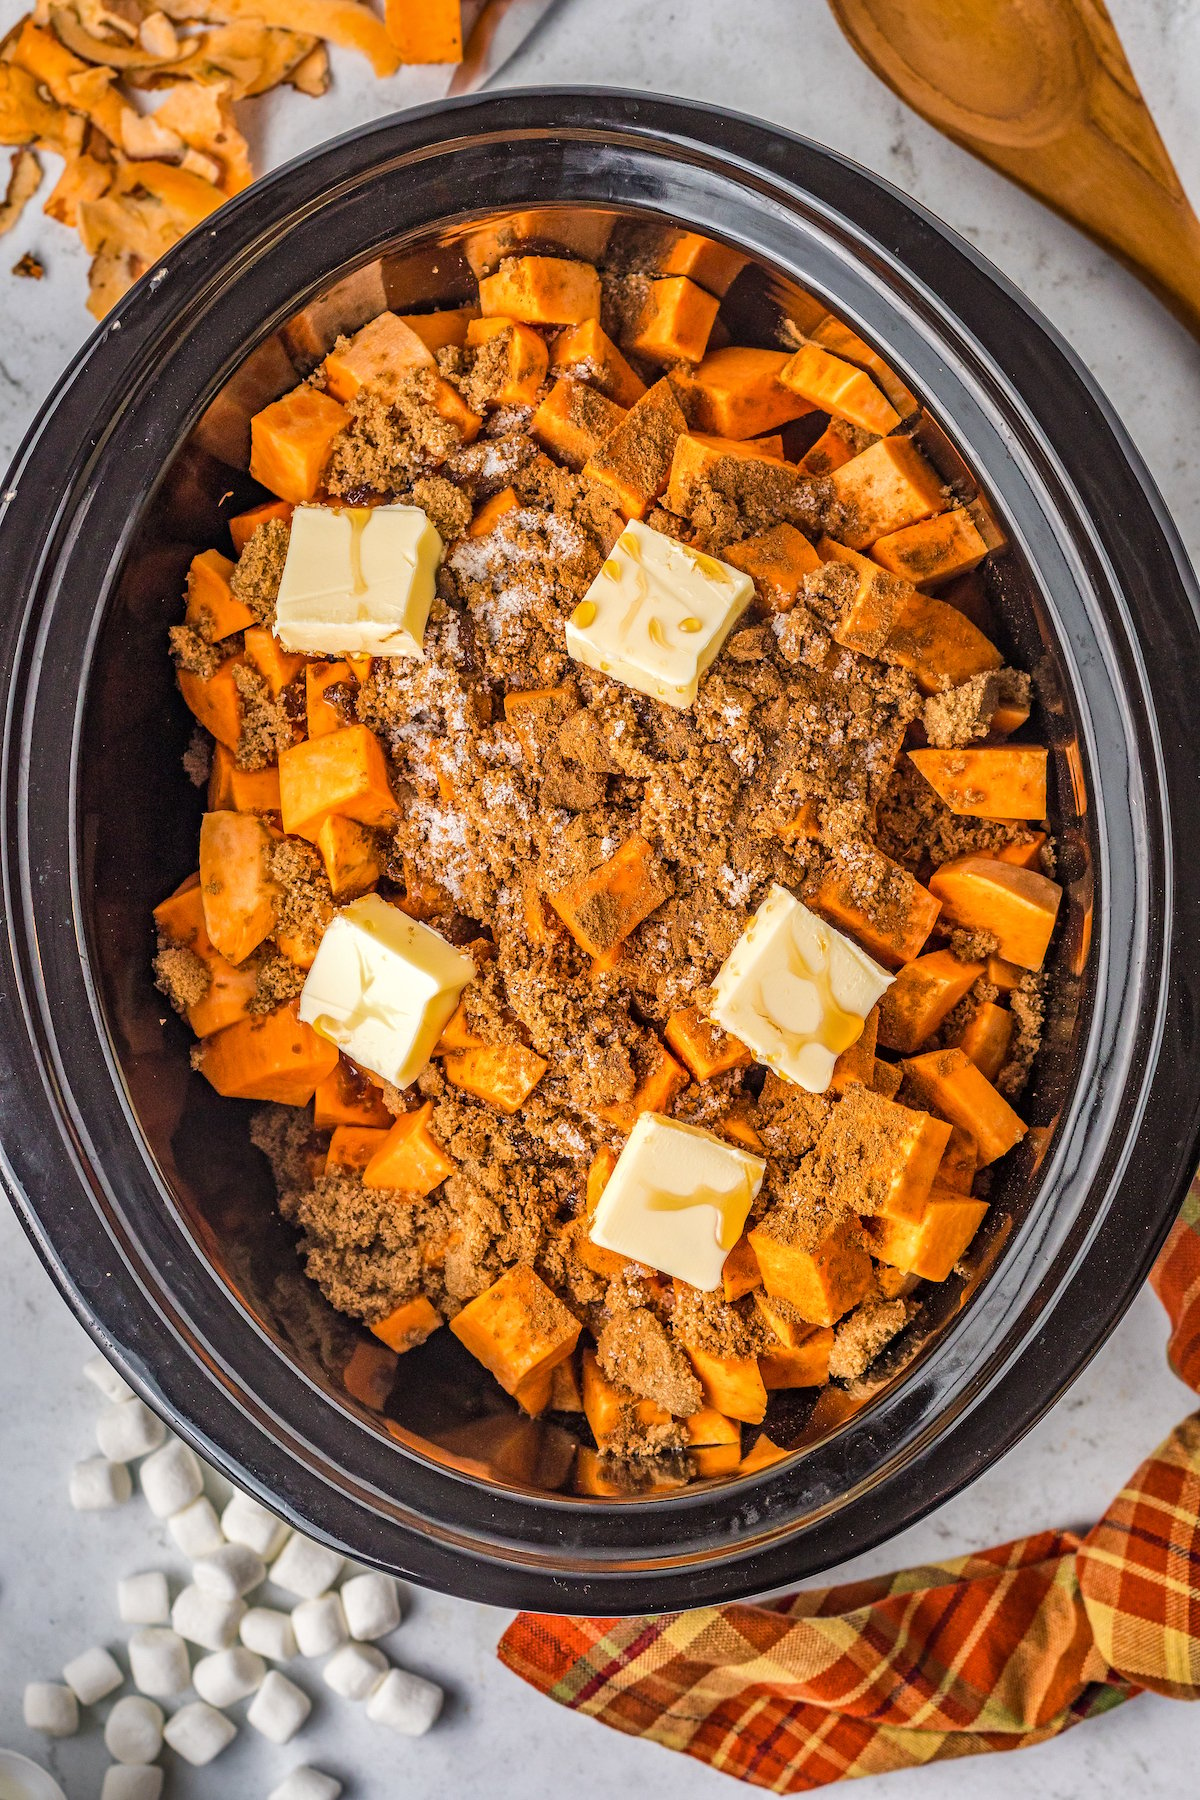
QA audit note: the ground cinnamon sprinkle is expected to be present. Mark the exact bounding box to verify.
[160,246,1060,1487]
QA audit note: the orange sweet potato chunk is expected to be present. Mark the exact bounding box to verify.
[229,500,292,556]
[779,342,901,436]
[451,1265,581,1397]
[479,256,601,327]
[581,1347,672,1446]
[681,1339,767,1425]
[738,1433,790,1474]
[154,874,210,954]
[952,1001,1014,1084]
[208,744,281,815]
[199,810,280,965]
[547,835,668,957]
[397,307,479,353]
[721,1235,761,1302]
[370,1294,442,1353]
[877,949,983,1053]
[928,856,1062,970]
[313,1057,391,1129]
[316,814,382,901]
[243,626,305,698]
[596,1039,689,1132]
[626,276,720,364]
[362,1101,455,1195]
[531,378,627,469]
[249,387,349,504]
[723,523,821,613]
[685,1405,743,1477]
[991,832,1047,870]
[664,1007,751,1082]
[469,487,520,539]
[830,1004,879,1094]
[305,661,355,739]
[759,1328,833,1391]
[817,1088,951,1224]
[178,659,243,751]
[551,318,646,408]
[585,1145,619,1217]
[325,1124,390,1175]
[819,538,1003,693]
[187,955,258,1040]
[322,311,434,402]
[902,1047,1026,1166]
[749,1208,873,1327]
[680,346,813,438]
[871,507,989,588]
[502,682,573,760]
[665,431,792,514]
[862,1189,989,1282]
[466,316,549,406]
[798,423,859,477]
[583,378,687,519]
[908,747,1047,821]
[829,437,947,549]
[279,723,397,841]
[811,854,941,969]
[442,1045,549,1115]
[937,1125,978,1194]
[197,1001,338,1105]
[185,549,253,641]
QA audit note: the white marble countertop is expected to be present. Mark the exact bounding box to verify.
[1,2,1199,1795]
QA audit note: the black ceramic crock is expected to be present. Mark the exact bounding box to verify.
[2,91,1199,1613]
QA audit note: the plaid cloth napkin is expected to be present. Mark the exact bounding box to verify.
[498,1178,1200,1789]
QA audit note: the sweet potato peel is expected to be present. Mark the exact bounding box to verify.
[0,0,446,314]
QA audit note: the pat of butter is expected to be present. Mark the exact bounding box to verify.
[589,1113,765,1292]
[274,502,443,659]
[298,893,473,1089]
[565,517,753,709]
[712,884,893,1093]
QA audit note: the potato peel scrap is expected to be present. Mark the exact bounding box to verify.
[2,0,420,316]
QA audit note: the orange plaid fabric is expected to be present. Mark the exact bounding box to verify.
[498,1177,1200,1789]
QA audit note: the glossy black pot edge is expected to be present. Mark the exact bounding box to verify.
[0,92,1197,1611]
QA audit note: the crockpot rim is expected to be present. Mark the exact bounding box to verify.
[1,88,1198,1611]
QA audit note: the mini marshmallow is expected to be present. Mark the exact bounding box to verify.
[340,1572,401,1642]
[221,1490,290,1560]
[271,1533,342,1600]
[163,1700,237,1767]
[167,1495,224,1559]
[366,1666,444,1736]
[193,1542,266,1601]
[268,1770,343,1800]
[172,1583,245,1651]
[118,1571,171,1626]
[322,1642,386,1702]
[84,1353,134,1404]
[23,1681,79,1736]
[129,1628,190,1698]
[101,1768,164,1800]
[241,1607,298,1661]
[139,1439,203,1519]
[292,1592,348,1659]
[62,1645,123,1705]
[193,1645,266,1707]
[96,1399,165,1463]
[70,1456,132,1511]
[104,1695,164,1764]
[247,1669,312,1744]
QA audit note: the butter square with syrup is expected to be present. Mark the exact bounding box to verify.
[565,517,753,708]
[589,1112,765,1291]
[299,893,473,1089]
[713,884,893,1093]
[274,502,443,659]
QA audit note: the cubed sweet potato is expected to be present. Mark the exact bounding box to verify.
[243,626,305,698]
[902,1047,1026,1165]
[396,306,479,353]
[362,1100,455,1195]
[313,1056,392,1129]
[862,1189,989,1282]
[325,1123,390,1175]
[208,744,281,815]
[738,1433,790,1474]
[502,682,574,760]
[870,507,990,588]
[723,523,821,613]
[819,537,1003,693]
[928,856,1062,970]
[197,1001,338,1105]
[876,949,983,1053]
[991,832,1047,870]
[583,378,687,519]
[370,1294,442,1353]
[684,1405,743,1477]
[229,500,292,556]
[585,1145,619,1217]
[596,1039,689,1131]
[830,1004,879,1094]
[187,955,258,1040]
[779,342,900,436]
[185,548,253,641]
[581,1347,673,1447]
[665,431,792,515]
[721,1234,761,1302]
[451,1265,581,1397]
[551,318,647,408]
[678,346,812,438]
[680,1339,767,1424]
[531,378,627,468]
[547,835,669,957]
[664,1007,751,1082]
[322,311,434,403]
[479,256,601,326]
[811,854,941,968]
[809,313,918,417]
[818,1088,951,1224]
[249,386,349,504]
[178,658,243,751]
[305,660,355,739]
[759,1328,833,1390]
[316,814,382,900]
[749,1208,873,1327]
[952,1001,1015,1084]
[625,276,720,365]
[829,437,947,549]
[908,746,1047,821]
[937,1124,978,1194]
[798,423,859,477]
[279,723,397,842]
[466,316,549,407]
[442,1045,549,1114]
[198,810,280,965]
[714,1105,765,1155]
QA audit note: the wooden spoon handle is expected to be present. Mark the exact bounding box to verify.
[829,0,1200,339]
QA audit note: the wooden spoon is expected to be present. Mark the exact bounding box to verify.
[828,0,1200,338]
